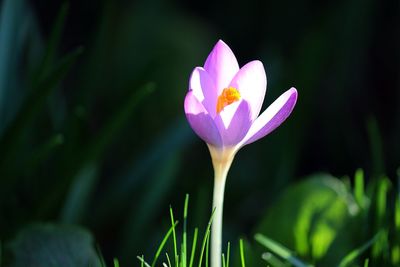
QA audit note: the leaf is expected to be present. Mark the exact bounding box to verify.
[118,151,181,259]
[255,234,313,267]
[34,2,69,81]
[0,46,83,172]
[337,231,382,267]
[93,119,192,224]
[60,163,99,223]
[0,0,25,128]
[38,82,155,218]
[256,174,359,263]
[9,223,102,267]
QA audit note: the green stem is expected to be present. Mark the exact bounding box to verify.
[208,146,235,267]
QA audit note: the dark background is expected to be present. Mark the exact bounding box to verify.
[1,0,399,265]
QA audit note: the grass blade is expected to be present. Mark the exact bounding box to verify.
[337,231,382,267]
[354,169,365,208]
[0,46,83,170]
[205,232,210,267]
[261,252,286,267]
[113,258,120,267]
[170,206,179,267]
[23,133,64,174]
[38,82,154,218]
[151,221,179,267]
[80,82,155,166]
[60,163,98,223]
[189,228,198,267]
[166,253,172,267]
[198,209,215,267]
[181,194,189,267]
[239,239,246,267]
[119,152,181,258]
[226,242,230,267]
[376,177,391,226]
[35,2,69,80]
[137,255,151,267]
[95,244,107,267]
[0,0,24,123]
[255,233,312,267]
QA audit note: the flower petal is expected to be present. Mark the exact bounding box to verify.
[189,67,218,118]
[204,40,239,95]
[184,91,222,146]
[241,87,298,146]
[230,60,267,121]
[214,100,252,146]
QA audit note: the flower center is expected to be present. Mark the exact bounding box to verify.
[216,87,241,113]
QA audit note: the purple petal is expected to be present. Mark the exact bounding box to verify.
[230,60,267,121]
[214,100,252,146]
[204,40,239,95]
[189,67,218,118]
[184,91,222,146]
[241,88,298,146]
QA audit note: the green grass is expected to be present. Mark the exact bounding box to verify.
[116,195,245,267]
[125,167,400,267]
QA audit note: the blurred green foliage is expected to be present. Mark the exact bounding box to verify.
[0,0,398,266]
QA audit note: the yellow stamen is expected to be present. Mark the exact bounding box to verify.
[216,87,241,113]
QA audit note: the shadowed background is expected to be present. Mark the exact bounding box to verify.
[0,0,399,266]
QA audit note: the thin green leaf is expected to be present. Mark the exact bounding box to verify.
[377,177,390,221]
[189,228,198,267]
[392,246,400,265]
[151,221,179,267]
[0,46,83,171]
[205,233,210,267]
[226,242,230,267]
[81,82,155,165]
[23,133,64,173]
[37,82,154,218]
[113,258,120,267]
[0,0,24,121]
[337,231,382,267]
[239,239,246,267]
[261,252,287,267]
[61,163,98,223]
[96,244,107,267]
[354,169,365,208]
[255,233,312,267]
[182,194,189,267]
[138,255,151,267]
[396,175,400,230]
[169,206,179,267]
[120,153,181,258]
[166,253,172,267]
[222,254,226,267]
[198,209,215,267]
[95,119,191,223]
[35,2,69,81]
[364,258,369,267]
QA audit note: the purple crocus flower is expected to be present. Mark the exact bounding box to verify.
[184,40,298,267]
[184,40,297,156]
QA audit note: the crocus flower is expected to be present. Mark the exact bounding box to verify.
[185,40,297,158]
[184,40,297,267]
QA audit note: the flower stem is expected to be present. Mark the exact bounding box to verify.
[209,146,235,267]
